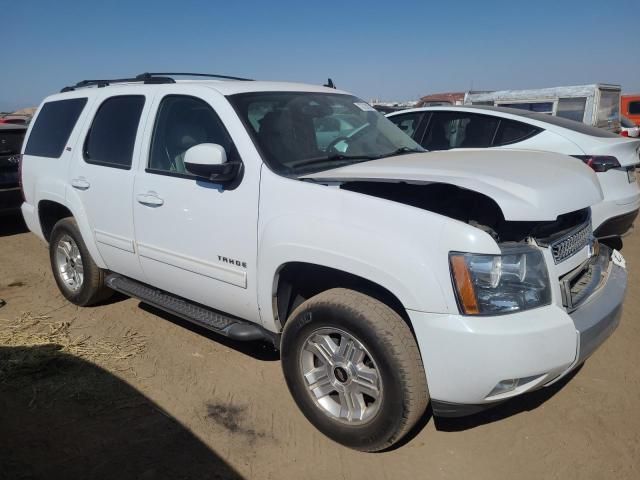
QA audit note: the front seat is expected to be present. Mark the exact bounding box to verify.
[167,122,207,173]
[258,110,296,164]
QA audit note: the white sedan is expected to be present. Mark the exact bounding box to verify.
[387,105,640,240]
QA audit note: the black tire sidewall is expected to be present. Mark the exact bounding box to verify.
[49,218,101,306]
[281,299,410,451]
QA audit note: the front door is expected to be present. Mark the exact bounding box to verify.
[132,89,260,322]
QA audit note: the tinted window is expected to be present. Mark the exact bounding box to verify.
[556,97,586,122]
[422,112,499,150]
[388,112,424,138]
[84,96,145,169]
[629,101,640,115]
[24,98,87,158]
[149,95,234,175]
[493,119,541,146]
[500,102,553,114]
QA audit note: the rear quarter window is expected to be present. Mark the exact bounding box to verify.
[24,98,87,158]
[493,119,542,146]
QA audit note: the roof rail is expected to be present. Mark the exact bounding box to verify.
[60,75,175,93]
[60,72,253,93]
[136,72,254,81]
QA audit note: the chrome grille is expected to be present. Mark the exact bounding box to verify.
[550,222,591,264]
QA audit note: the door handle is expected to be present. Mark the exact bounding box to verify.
[136,192,164,207]
[71,178,90,190]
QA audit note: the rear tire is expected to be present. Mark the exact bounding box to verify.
[281,288,428,451]
[49,217,112,306]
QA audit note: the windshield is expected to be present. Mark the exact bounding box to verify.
[229,92,424,176]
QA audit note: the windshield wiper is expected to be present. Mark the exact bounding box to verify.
[375,147,424,159]
[294,154,377,168]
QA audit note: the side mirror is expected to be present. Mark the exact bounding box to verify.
[184,143,239,182]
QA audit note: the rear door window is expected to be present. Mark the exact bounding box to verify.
[84,95,145,169]
[493,119,542,146]
[387,112,424,139]
[24,98,87,158]
[422,112,499,150]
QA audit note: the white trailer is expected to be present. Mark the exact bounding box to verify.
[464,84,621,132]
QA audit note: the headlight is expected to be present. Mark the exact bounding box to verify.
[449,245,551,315]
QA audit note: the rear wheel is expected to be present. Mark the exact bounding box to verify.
[49,217,112,306]
[281,288,428,451]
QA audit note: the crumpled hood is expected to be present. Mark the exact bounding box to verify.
[301,149,603,221]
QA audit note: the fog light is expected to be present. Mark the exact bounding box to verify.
[488,379,518,397]
[486,375,544,398]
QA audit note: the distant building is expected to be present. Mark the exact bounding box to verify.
[416,92,466,107]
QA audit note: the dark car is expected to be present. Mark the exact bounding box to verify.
[0,123,26,215]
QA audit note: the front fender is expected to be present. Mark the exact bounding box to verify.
[256,168,499,331]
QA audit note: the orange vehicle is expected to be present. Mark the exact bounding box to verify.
[621,95,640,126]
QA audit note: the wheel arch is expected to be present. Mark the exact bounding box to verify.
[38,200,73,242]
[272,261,412,333]
[37,196,107,269]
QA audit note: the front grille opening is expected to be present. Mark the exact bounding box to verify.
[560,245,610,311]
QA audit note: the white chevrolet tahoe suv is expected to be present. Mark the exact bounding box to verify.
[19,73,627,451]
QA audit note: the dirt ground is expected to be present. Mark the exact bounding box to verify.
[0,215,638,480]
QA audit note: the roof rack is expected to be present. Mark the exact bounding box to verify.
[138,72,254,82]
[60,72,253,93]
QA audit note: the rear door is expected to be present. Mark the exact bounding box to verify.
[68,92,152,281]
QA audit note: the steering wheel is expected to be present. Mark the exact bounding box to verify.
[326,135,350,153]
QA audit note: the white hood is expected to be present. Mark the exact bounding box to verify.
[302,149,603,221]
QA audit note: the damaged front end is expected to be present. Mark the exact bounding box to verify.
[340,181,591,245]
[340,180,609,318]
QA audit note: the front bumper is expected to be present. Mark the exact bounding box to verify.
[571,261,626,364]
[409,257,626,417]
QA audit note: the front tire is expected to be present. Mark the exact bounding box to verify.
[49,217,112,306]
[281,288,428,451]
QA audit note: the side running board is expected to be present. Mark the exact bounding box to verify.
[105,273,278,347]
